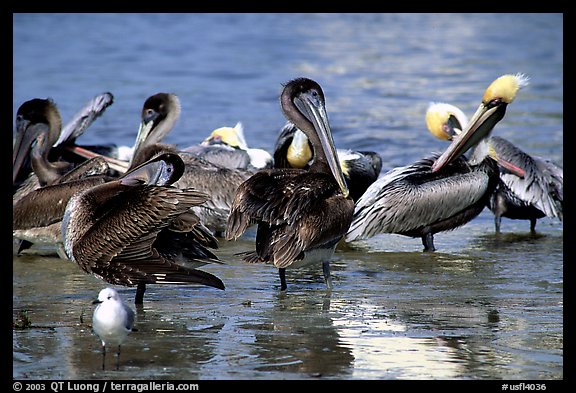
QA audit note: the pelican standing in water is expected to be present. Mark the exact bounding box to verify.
[345,74,529,251]
[273,121,383,202]
[226,77,354,290]
[61,152,225,304]
[425,102,563,233]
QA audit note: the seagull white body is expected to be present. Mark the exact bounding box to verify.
[92,287,135,370]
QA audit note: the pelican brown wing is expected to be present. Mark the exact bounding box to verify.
[65,182,224,290]
[226,169,353,269]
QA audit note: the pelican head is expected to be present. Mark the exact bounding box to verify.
[13,98,62,184]
[132,93,181,163]
[202,122,247,150]
[120,152,185,187]
[432,73,529,172]
[425,102,468,141]
[280,78,349,198]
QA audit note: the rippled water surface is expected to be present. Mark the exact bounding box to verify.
[13,13,563,382]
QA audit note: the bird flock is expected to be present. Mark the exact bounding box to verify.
[13,74,563,370]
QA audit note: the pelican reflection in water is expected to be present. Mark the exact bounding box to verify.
[226,77,354,290]
[346,74,529,251]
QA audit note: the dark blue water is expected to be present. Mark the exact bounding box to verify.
[13,13,563,381]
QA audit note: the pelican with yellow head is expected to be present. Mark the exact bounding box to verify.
[346,74,529,251]
[426,77,562,233]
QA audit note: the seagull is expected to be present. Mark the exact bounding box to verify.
[92,287,135,371]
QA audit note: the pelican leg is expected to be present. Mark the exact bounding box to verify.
[530,218,537,234]
[279,268,287,291]
[322,261,333,290]
[422,233,436,252]
[494,215,502,233]
[135,283,146,305]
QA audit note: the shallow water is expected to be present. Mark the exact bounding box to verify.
[13,13,563,381]
[12,218,563,380]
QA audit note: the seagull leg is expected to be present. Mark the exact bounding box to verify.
[101,343,106,371]
[422,233,436,252]
[279,268,287,291]
[116,345,121,371]
[135,283,146,305]
[322,261,332,290]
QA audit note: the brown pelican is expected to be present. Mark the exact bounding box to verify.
[345,74,529,251]
[130,93,182,166]
[61,152,225,304]
[129,93,253,236]
[13,95,123,197]
[12,97,121,254]
[183,122,273,170]
[226,77,354,290]
[51,91,131,163]
[13,98,66,188]
[426,101,563,233]
[13,155,113,254]
[273,121,383,202]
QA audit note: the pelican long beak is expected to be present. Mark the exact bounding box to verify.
[431,102,507,172]
[131,119,155,163]
[294,96,349,198]
[63,145,129,174]
[489,146,526,178]
[13,121,46,184]
[121,152,184,186]
[54,92,114,147]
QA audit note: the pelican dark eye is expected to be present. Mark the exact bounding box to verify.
[486,98,503,109]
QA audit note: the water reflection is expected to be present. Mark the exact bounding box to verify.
[13,226,563,379]
[327,250,520,379]
[330,300,465,379]
[248,291,354,378]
